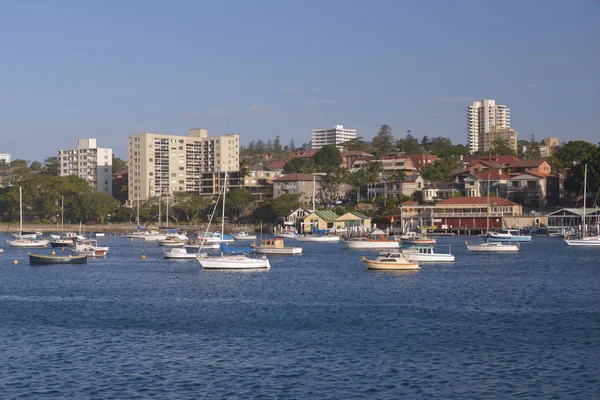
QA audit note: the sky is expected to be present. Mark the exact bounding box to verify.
[1,0,599,161]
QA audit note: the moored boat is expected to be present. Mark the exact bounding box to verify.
[395,231,436,244]
[343,229,399,249]
[396,245,455,262]
[252,238,302,255]
[232,231,258,240]
[164,247,198,259]
[295,234,340,242]
[7,238,50,248]
[70,239,109,257]
[465,241,519,252]
[157,236,186,247]
[361,253,419,270]
[486,229,532,242]
[28,253,87,265]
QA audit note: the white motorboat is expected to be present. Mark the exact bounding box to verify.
[295,234,340,243]
[164,247,198,259]
[394,231,436,244]
[343,229,400,249]
[196,231,235,243]
[70,239,109,257]
[465,241,519,252]
[157,236,186,247]
[399,245,455,262]
[184,242,220,250]
[487,229,532,242]
[197,167,270,270]
[361,253,419,271]
[143,229,188,242]
[252,238,302,255]
[274,230,298,239]
[232,231,258,240]
[94,232,105,237]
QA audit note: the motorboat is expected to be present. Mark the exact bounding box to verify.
[395,231,436,244]
[465,241,519,252]
[49,232,80,247]
[342,229,400,249]
[94,232,105,237]
[196,231,235,243]
[486,229,532,242]
[164,247,198,259]
[398,245,455,262]
[565,236,600,246]
[70,239,109,257]
[143,229,188,242]
[252,238,302,255]
[274,230,298,239]
[361,253,419,271]
[157,236,186,247]
[185,241,220,250]
[232,231,258,240]
[28,253,87,265]
[295,234,340,243]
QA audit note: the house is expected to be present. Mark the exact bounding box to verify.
[507,171,559,209]
[244,164,282,200]
[558,167,577,207]
[284,207,312,229]
[463,169,511,198]
[367,174,424,200]
[302,210,338,233]
[341,151,374,169]
[334,211,372,231]
[422,182,464,202]
[351,157,416,174]
[403,154,438,172]
[272,174,322,201]
[506,160,552,176]
[462,154,521,169]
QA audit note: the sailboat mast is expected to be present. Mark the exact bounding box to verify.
[222,167,227,235]
[136,193,140,226]
[582,164,587,238]
[19,186,23,234]
[61,196,64,231]
[312,175,316,211]
[486,175,490,234]
[166,197,169,228]
[158,197,161,226]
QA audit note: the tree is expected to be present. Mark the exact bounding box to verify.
[428,137,453,156]
[371,124,395,156]
[225,188,254,221]
[313,145,343,170]
[421,135,430,150]
[289,138,296,151]
[548,140,596,171]
[564,145,600,198]
[0,160,8,171]
[488,137,515,156]
[345,161,381,203]
[273,136,283,155]
[43,156,60,175]
[342,137,374,153]
[251,194,301,223]
[283,157,314,174]
[320,168,348,205]
[420,156,463,182]
[29,161,43,171]
[112,156,127,172]
[396,132,423,154]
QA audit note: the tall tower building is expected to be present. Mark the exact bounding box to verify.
[311,125,356,150]
[58,139,113,195]
[467,99,510,153]
[127,128,240,204]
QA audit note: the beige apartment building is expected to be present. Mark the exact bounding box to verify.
[59,138,113,195]
[480,126,518,154]
[127,128,240,204]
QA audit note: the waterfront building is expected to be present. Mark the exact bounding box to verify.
[311,125,356,150]
[467,99,510,153]
[507,171,559,209]
[58,139,113,195]
[127,128,240,204]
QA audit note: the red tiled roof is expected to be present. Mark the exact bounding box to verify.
[292,150,318,158]
[475,169,510,180]
[268,160,285,169]
[437,196,518,206]
[467,159,502,168]
[508,160,546,168]
[476,155,521,165]
[513,171,557,179]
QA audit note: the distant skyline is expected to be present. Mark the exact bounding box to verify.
[1,0,599,161]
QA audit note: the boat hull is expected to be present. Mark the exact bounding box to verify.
[295,235,340,242]
[466,243,519,252]
[164,248,198,259]
[28,253,87,265]
[7,239,50,248]
[402,239,436,244]
[363,259,419,270]
[198,255,271,269]
[405,253,455,262]
[253,247,302,255]
[232,234,257,240]
[565,238,600,246]
[71,249,107,257]
[487,236,531,242]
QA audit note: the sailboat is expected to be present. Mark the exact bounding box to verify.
[197,168,270,269]
[565,164,600,246]
[7,187,49,248]
[466,176,519,252]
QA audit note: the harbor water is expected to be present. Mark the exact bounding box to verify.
[0,236,599,399]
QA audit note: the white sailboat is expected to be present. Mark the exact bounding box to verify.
[7,187,49,248]
[565,164,600,246]
[197,168,270,270]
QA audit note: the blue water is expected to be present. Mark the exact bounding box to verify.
[1,236,599,399]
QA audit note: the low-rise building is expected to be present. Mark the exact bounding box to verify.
[244,163,282,199]
[273,173,322,201]
[301,210,338,232]
[506,160,552,176]
[507,171,559,209]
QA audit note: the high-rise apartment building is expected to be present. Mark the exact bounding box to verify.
[0,154,11,163]
[127,128,240,204]
[467,99,510,153]
[58,139,113,195]
[480,126,518,154]
[311,125,356,150]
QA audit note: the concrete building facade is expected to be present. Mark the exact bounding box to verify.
[0,154,11,163]
[480,126,518,154]
[311,125,356,150]
[127,128,240,204]
[58,138,113,195]
[467,99,510,153]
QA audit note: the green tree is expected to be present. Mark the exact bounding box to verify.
[289,138,296,151]
[342,137,374,153]
[29,161,43,171]
[320,167,348,204]
[564,145,600,197]
[0,160,9,171]
[313,145,343,170]
[428,137,453,155]
[283,157,314,174]
[371,124,395,156]
[396,132,424,154]
[273,136,283,155]
[548,140,596,171]
[251,194,301,223]
[43,156,60,175]
[112,156,127,172]
[420,156,463,182]
[487,137,516,156]
[345,161,381,203]
[225,188,254,221]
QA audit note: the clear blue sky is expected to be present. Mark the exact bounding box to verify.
[1,0,598,161]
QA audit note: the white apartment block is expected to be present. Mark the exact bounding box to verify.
[0,154,10,163]
[311,125,356,150]
[128,128,240,204]
[58,139,113,195]
[467,99,510,153]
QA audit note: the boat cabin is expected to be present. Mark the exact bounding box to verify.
[259,238,286,248]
